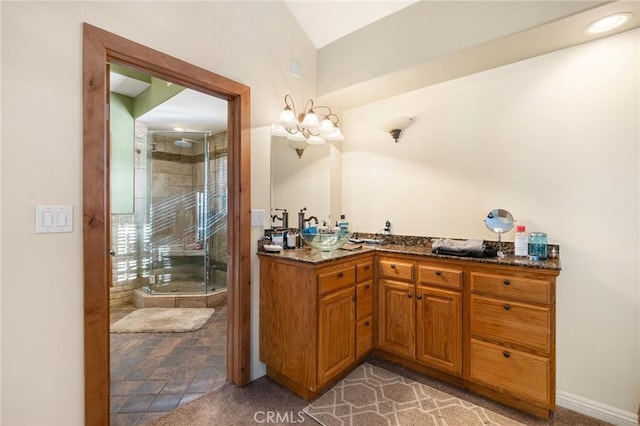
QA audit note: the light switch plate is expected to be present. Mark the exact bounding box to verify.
[36,205,73,233]
[251,209,265,227]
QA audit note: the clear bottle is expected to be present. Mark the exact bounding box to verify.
[514,225,529,257]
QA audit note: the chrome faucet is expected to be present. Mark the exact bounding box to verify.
[271,208,289,229]
[297,207,318,230]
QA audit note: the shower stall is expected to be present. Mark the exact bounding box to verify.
[141,130,228,294]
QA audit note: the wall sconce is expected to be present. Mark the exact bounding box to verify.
[380,116,413,142]
[276,94,344,158]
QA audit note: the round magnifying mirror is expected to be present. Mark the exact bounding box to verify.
[485,209,515,234]
[484,209,514,258]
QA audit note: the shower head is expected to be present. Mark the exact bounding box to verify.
[174,138,193,148]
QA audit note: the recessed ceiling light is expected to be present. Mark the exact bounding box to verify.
[172,127,184,131]
[586,12,632,34]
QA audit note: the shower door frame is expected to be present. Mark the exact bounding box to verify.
[82,23,251,425]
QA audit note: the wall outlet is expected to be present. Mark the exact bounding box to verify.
[149,275,156,284]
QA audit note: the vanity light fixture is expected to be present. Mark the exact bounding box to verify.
[276,95,344,158]
[380,116,413,142]
[585,12,632,34]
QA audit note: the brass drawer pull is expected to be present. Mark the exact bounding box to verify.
[364,284,370,289]
[407,293,413,298]
[390,264,396,269]
[364,265,370,270]
[503,304,511,310]
[338,272,344,278]
[364,321,370,327]
[503,351,511,358]
[503,279,511,285]
[416,295,423,300]
[435,270,442,276]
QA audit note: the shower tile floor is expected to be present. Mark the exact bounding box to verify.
[109,302,227,425]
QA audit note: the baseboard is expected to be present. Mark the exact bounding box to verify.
[557,391,639,426]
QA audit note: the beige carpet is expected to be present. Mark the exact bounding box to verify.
[304,363,525,426]
[110,308,214,333]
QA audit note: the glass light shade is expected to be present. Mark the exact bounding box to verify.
[278,107,298,127]
[586,13,631,34]
[299,111,320,129]
[288,139,308,151]
[318,118,335,134]
[286,131,306,142]
[306,135,326,145]
[271,123,288,137]
[324,128,344,141]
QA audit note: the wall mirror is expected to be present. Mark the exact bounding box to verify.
[270,124,331,229]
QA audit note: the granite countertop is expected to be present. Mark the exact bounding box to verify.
[258,233,561,271]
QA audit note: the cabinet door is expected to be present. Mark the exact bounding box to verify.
[416,286,462,374]
[377,279,415,358]
[318,286,356,386]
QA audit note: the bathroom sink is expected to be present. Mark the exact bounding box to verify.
[301,229,351,252]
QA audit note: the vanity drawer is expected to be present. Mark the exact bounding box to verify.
[470,272,551,304]
[417,264,463,289]
[356,316,373,358]
[378,258,414,281]
[318,265,356,294]
[470,339,549,404]
[471,295,551,353]
[356,281,373,320]
[356,260,374,283]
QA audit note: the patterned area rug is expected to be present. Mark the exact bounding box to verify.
[110,308,214,333]
[304,363,525,426]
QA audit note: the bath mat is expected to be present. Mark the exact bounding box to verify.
[110,308,214,333]
[304,363,525,426]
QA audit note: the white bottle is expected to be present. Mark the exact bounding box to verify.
[514,225,528,257]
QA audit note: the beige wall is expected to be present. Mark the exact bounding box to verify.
[0,2,315,424]
[341,29,639,419]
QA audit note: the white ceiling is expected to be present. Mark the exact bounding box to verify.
[283,0,419,48]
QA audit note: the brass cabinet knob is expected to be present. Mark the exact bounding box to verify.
[503,304,511,310]
[503,351,511,358]
[503,279,511,285]
[435,270,442,276]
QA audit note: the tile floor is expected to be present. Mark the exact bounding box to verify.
[109,302,227,425]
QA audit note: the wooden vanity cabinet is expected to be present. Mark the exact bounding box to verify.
[377,257,463,375]
[375,254,558,418]
[355,259,374,358]
[259,253,373,399]
[469,268,556,417]
[415,261,463,374]
[261,250,559,418]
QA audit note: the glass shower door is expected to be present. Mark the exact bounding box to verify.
[145,131,215,294]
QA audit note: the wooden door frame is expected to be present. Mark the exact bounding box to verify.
[82,23,251,425]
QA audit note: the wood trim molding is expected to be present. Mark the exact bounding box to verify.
[82,23,251,425]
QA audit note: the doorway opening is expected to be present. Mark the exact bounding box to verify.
[83,23,251,425]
